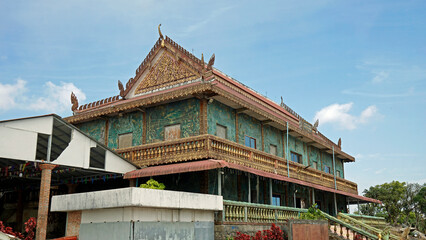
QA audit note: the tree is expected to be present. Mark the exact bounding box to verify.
[362,181,406,225]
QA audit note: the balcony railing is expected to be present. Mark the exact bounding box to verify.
[219,200,306,224]
[116,134,357,195]
[219,201,382,240]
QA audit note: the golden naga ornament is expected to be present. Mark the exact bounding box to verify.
[158,24,165,47]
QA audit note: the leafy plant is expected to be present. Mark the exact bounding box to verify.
[299,204,325,220]
[140,178,165,190]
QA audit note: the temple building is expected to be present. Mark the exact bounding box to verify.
[65,28,380,217]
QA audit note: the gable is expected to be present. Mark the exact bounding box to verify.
[134,50,200,95]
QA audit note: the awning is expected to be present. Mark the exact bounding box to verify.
[124,159,381,204]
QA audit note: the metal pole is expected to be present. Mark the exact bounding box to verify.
[218,168,222,196]
[334,193,338,216]
[286,122,290,178]
[269,178,273,205]
[312,188,315,206]
[46,135,52,162]
[248,174,251,203]
[294,189,298,208]
[332,146,336,189]
[256,176,259,203]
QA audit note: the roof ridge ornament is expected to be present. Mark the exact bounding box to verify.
[207,53,215,70]
[158,24,165,47]
[118,80,125,99]
[313,119,319,133]
[338,138,342,149]
[71,92,79,112]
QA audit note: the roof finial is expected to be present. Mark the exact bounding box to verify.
[207,53,215,70]
[118,80,125,98]
[201,53,205,67]
[158,24,164,39]
[338,138,342,148]
[158,24,165,47]
[313,119,319,133]
[280,96,284,107]
[71,92,79,112]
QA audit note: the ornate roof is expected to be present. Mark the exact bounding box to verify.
[65,28,353,161]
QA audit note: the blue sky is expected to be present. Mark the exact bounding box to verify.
[1,0,425,193]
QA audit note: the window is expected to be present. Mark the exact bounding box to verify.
[272,194,281,206]
[312,161,318,170]
[324,166,331,174]
[165,124,181,141]
[291,152,302,164]
[270,144,277,155]
[118,133,133,149]
[216,124,227,139]
[244,136,256,149]
[336,170,341,178]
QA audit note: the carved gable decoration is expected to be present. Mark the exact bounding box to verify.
[135,50,199,94]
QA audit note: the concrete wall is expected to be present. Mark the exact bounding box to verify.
[51,188,222,240]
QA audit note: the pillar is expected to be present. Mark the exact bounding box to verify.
[36,163,56,240]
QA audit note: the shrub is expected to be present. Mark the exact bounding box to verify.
[299,204,326,220]
[139,178,165,190]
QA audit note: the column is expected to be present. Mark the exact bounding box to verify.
[36,164,56,240]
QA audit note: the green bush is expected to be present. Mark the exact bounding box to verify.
[140,179,165,190]
[299,204,326,220]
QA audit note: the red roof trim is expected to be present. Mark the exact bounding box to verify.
[124,160,380,204]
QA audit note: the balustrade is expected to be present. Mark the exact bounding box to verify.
[116,134,358,195]
[221,200,305,224]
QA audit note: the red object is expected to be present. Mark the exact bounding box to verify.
[51,236,78,240]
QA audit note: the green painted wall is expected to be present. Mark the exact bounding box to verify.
[238,113,262,150]
[146,98,200,143]
[288,135,308,165]
[107,112,143,149]
[335,158,344,178]
[263,125,283,157]
[308,147,321,170]
[207,100,236,141]
[322,153,333,173]
[76,119,106,143]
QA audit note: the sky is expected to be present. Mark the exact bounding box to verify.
[1,0,425,194]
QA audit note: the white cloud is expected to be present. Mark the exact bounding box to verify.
[0,79,85,114]
[371,70,388,83]
[28,81,86,113]
[0,79,27,110]
[313,102,378,130]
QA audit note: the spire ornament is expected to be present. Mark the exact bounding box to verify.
[158,24,165,47]
[207,53,215,70]
[337,138,342,148]
[118,80,125,98]
[313,119,319,133]
[71,92,79,112]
